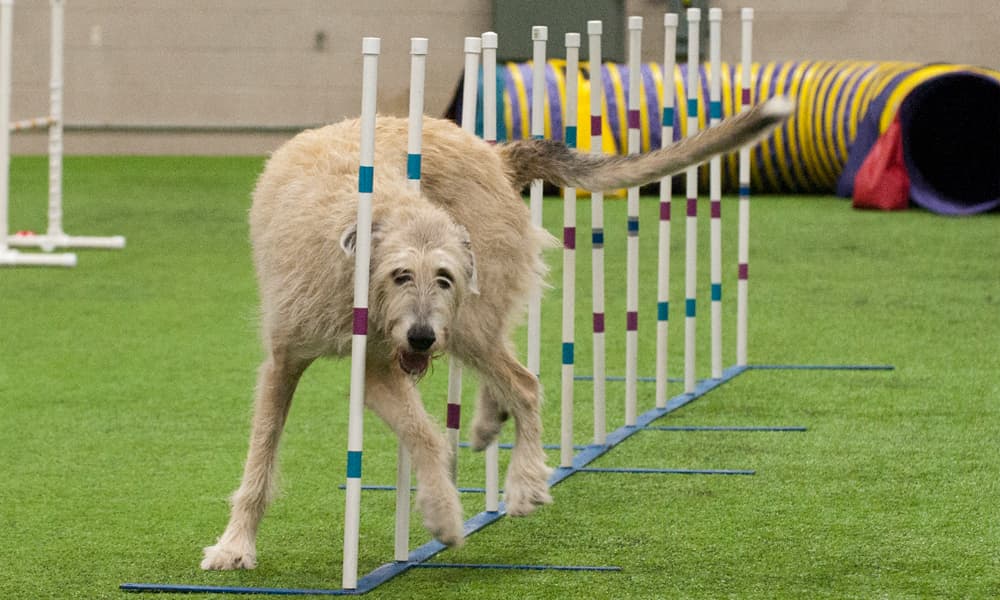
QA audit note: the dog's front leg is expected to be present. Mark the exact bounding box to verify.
[364,366,464,547]
[201,350,311,570]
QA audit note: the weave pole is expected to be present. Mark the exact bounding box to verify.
[5,0,124,256]
[655,13,678,408]
[683,8,701,394]
[559,32,579,469]
[624,16,642,426]
[394,36,428,562]
[736,8,753,367]
[343,36,380,591]
[527,25,546,378]
[587,20,607,445]
[481,31,500,513]
[708,8,723,380]
[447,36,481,484]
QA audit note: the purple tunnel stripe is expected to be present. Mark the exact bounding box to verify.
[711,201,721,219]
[593,312,605,333]
[687,198,698,217]
[590,115,602,136]
[739,263,749,280]
[660,200,671,221]
[564,227,576,250]
[353,307,368,335]
[446,403,461,430]
[626,311,638,331]
[628,109,641,130]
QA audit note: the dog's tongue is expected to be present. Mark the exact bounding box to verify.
[400,352,430,375]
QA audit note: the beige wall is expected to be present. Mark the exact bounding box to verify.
[7,0,999,155]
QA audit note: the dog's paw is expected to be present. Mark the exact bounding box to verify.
[417,487,465,548]
[201,542,257,570]
[469,411,506,451]
[504,464,553,517]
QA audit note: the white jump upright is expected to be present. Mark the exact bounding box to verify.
[737,8,754,367]
[1,0,124,268]
[394,36,428,563]
[480,30,500,514]
[587,19,607,445]
[527,25,546,378]
[559,32,579,469]
[708,8,724,380]
[655,13,678,408]
[342,35,380,592]
[683,7,701,394]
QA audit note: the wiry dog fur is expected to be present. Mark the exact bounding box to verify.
[201,96,793,570]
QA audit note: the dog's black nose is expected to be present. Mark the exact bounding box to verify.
[407,326,436,352]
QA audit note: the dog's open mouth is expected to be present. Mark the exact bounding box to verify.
[399,351,431,376]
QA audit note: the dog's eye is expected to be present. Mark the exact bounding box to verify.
[393,270,413,285]
[436,277,452,290]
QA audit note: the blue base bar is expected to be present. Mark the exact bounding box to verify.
[412,563,621,572]
[577,467,755,476]
[644,425,808,432]
[122,361,891,596]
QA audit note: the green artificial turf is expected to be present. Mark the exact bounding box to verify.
[1,155,998,599]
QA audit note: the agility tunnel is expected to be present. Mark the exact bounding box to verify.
[451,60,1000,215]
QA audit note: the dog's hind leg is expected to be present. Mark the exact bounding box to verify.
[201,348,312,570]
[364,365,465,547]
[469,346,553,517]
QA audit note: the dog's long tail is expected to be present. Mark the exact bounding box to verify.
[498,96,794,192]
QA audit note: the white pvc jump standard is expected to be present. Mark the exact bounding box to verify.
[683,8,701,394]
[527,25,546,379]
[737,8,754,367]
[624,16,642,427]
[559,32,579,469]
[0,0,124,268]
[708,8,724,380]
[394,36,429,563]
[342,35,380,592]
[655,13,678,409]
[480,30,500,514]
[586,20,607,445]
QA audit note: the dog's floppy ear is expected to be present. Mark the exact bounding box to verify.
[457,225,479,295]
[340,221,382,257]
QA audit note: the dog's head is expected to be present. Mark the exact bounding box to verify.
[340,205,478,377]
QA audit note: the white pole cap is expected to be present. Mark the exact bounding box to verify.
[687,8,701,22]
[532,25,548,41]
[628,16,643,30]
[565,32,580,48]
[482,31,498,49]
[664,13,678,27]
[709,7,722,21]
[587,20,602,35]
[410,37,428,55]
[362,37,381,55]
[742,7,755,20]
[464,36,481,53]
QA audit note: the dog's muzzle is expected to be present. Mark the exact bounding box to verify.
[399,351,431,376]
[401,325,435,375]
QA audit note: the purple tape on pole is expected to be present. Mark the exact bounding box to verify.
[711,201,721,219]
[564,227,576,250]
[739,263,749,280]
[593,313,605,333]
[627,109,641,130]
[687,198,697,217]
[660,201,670,221]
[353,307,368,335]
[591,115,602,136]
[447,403,461,430]
[626,311,638,331]
[742,88,751,106]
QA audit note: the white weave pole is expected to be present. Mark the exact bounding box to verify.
[655,13,678,409]
[446,36,481,485]
[7,0,125,254]
[527,25,546,378]
[708,8,723,380]
[480,31,500,514]
[0,0,75,267]
[624,16,642,427]
[559,32,579,469]
[683,8,700,394]
[736,8,754,367]
[586,20,606,445]
[343,35,380,592]
[394,36,428,562]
